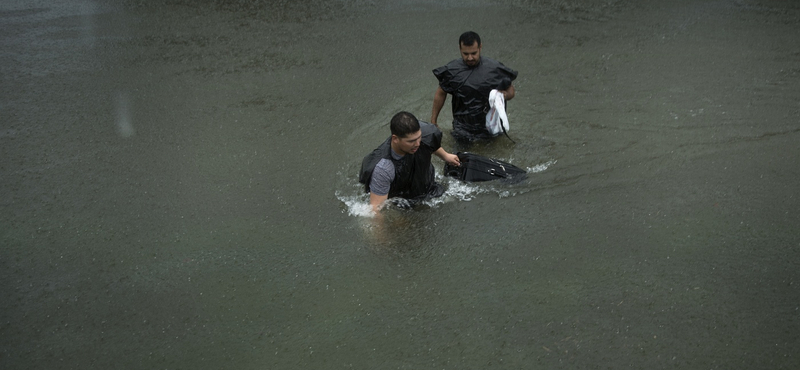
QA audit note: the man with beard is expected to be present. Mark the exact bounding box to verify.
[431,31,519,143]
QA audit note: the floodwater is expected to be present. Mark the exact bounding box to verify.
[1,0,798,368]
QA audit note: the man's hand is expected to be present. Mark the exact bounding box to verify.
[499,83,515,101]
[434,147,460,167]
[443,153,461,167]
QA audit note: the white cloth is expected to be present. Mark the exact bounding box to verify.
[485,89,509,136]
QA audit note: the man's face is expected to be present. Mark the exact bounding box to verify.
[392,130,422,155]
[460,42,481,67]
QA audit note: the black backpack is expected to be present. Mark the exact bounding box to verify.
[444,152,527,183]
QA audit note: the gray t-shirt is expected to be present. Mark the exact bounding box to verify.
[369,149,404,196]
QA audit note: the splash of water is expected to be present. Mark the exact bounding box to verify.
[528,159,556,173]
[337,159,555,217]
[337,192,375,218]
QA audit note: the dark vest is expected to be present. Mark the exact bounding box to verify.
[359,122,443,199]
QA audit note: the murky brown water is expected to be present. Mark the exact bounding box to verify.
[2,0,798,369]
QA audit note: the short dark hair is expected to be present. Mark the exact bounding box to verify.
[459,31,481,47]
[390,111,420,138]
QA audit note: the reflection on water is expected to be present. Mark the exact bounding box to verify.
[114,91,135,138]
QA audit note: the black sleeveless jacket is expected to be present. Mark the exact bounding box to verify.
[359,122,443,199]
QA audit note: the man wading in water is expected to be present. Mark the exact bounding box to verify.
[431,31,518,144]
[359,111,460,213]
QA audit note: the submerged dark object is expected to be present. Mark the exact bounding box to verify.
[444,152,527,183]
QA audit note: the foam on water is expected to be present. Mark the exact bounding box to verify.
[337,192,375,218]
[528,159,556,173]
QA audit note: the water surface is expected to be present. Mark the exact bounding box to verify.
[1,0,798,369]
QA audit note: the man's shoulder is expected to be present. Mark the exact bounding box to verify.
[435,58,467,74]
[419,121,443,151]
[479,57,504,68]
[433,59,469,88]
[444,58,464,68]
[371,158,396,183]
[375,157,395,172]
[480,57,518,79]
[420,121,442,137]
